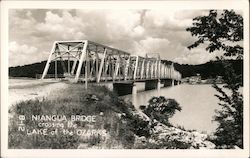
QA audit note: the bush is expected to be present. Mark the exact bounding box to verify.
[128,115,150,138]
[141,96,182,125]
[212,61,243,148]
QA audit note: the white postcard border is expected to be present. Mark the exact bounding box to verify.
[1,1,249,158]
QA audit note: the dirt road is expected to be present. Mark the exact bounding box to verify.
[9,79,69,106]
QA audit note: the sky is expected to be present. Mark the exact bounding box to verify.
[9,9,226,67]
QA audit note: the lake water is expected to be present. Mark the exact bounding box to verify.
[123,84,222,134]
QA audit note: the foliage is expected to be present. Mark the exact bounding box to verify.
[186,9,243,148]
[9,60,82,78]
[128,115,151,138]
[187,10,243,59]
[8,85,140,149]
[212,61,243,148]
[8,99,81,149]
[142,96,182,125]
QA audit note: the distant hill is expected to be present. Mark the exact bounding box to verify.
[9,61,67,78]
[9,59,243,79]
[173,60,243,79]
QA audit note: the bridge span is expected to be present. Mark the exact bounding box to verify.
[41,40,182,95]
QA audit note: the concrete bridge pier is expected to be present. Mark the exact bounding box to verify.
[113,82,134,96]
[161,79,172,87]
[132,83,137,95]
[177,80,181,85]
[157,79,161,90]
[172,79,175,86]
[145,80,159,91]
[112,79,181,96]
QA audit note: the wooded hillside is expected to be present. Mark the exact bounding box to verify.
[9,60,243,79]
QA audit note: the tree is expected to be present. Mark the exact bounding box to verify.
[141,96,182,126]
[187,10,243,59]
[186,10,243,148]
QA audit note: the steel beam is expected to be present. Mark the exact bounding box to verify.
[41,42,57,79]
[97,48,107,83]
[74,41,88,82]
[133,56,139,80]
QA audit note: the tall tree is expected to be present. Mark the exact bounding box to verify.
[187,10,243,59]
[186,10,243,148]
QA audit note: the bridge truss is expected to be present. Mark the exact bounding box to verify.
[41,40,181,83]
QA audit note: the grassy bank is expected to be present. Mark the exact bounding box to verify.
[9,84,150,149]
[9,83,215,149]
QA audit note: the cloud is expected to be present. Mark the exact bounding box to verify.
[174,10,209,20]
[9,9,216,67]
[134,37,170,57]
[9,41,38,54]
[36,10,86,40]
[143,9,194,31]
[75,10,142,44]
[9,41,46,66]
[132,25,145,37]
[173,47,224,65]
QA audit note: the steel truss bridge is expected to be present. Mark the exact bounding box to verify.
[41,40,181,84]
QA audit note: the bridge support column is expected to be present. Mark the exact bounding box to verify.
[157,79,161,90]
[174,80,179,85]
[132,83,137,95]
[161,79,172,87]
[113,82,134,96]
[145,80,158,91]
[161,79,173,87]
[172,79,175,86]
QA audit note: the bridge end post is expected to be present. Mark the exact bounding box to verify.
[41,42,57,79]
[74,41,88,83]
